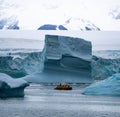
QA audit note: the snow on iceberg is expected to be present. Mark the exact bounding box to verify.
[82,73,120,96]
[0,73,29,98]
[24,35,93,83]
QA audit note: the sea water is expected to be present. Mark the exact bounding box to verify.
[0,84,120,117]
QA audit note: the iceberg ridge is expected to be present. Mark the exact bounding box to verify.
[82,73,120,96]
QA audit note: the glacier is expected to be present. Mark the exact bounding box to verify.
[82,73,120,96]
[0,73,29,98]
[24,35,93,83]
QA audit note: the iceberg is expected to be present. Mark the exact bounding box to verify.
[92,56,120,79]
[24,35,93,83]
[0,52,41,78]
[1,37,120,83]
[82,73,120,96]
[0,73,29,98]
[1,51,120,82]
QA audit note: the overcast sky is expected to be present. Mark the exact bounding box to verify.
[0,0,120,30]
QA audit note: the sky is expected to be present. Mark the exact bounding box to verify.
[0,0,120,30]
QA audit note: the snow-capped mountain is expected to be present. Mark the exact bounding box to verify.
[38,24,67,30]
[37,18,100,31]
[1,17,100,30]
[0,17,100,30]
[0,0,120,30]
[109,6,120,20]
[0,17,19,30]
[7,22,19,30]
[63,18,100,31]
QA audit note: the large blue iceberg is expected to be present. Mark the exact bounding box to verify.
[24,35,93,83]
[1,36,120,83]
[82,73,120,96]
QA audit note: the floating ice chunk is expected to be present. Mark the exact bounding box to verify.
[0,73,29,98]
[82,73,120,96]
